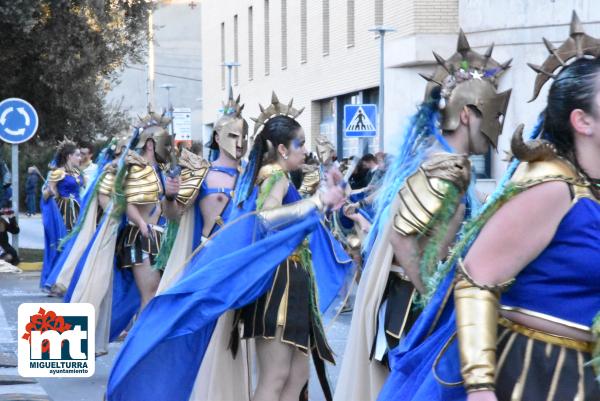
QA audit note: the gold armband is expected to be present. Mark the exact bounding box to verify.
[258,195,324,230]
[455,277,498,392]
[393,153,471,236]
[454,259,514,393]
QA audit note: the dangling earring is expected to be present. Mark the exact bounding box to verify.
[282,153,289,160]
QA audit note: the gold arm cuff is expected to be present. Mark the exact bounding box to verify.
[258,195,322,230]
[455,277,498,392]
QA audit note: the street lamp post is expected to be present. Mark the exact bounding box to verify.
[160,83,176,135]
[222,62,240,95]
[368,26,395,153]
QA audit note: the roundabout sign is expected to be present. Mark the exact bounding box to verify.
[0,98,39,144]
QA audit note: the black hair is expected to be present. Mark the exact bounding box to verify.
[543,57,600,161]
[209,131,220,150]
[361,153,377,164]
[247,115,301,194]
[56,143,78,168]
[79,141,95,155]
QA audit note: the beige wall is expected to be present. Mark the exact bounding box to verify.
[202,0,600,184]
[201,0,458,152]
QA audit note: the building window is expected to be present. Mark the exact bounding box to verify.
[471,151,492,178]
[281,0,287,69]
[347,0,355,47]
[234,14,239,85]
[248,7,254,81]
[220,22,225,89]
[264,0,270,76]
[375,0,383,26]
[300,0,307,63]
[319,98,337,154]
[322,0,329,56]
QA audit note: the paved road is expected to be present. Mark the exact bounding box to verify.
[0,270,355,401]
[15,213,44,250]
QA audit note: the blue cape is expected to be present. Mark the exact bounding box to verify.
[107,187,352,401]
[42,157,111,290]
[40,196,67,287]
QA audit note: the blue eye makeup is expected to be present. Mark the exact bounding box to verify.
[292,138,303,149]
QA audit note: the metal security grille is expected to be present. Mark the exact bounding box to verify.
[322,0,330,55]
[347,0,355,47]
[264,0,270,75]
[301,0,307,63]
[375,0,383,26]
[281,0,287,69]
[220,22,225,89]
[234,14,239,85]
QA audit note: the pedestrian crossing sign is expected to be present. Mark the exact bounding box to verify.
[344,104,377,138]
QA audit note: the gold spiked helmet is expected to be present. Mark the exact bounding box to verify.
[421,30,512,148]
[528,11,600,101]
[135,111,173,163]
[211,89,248,160]
[314,134,335,165]
[250,92,304,138]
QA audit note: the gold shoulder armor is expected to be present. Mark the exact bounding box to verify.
[511,157,594,201]
[511,157,580,187]
[393,153,471,236]
[125,151,148,167]
[48,168,66,182]
[124,164,162,204]
[176,153,210,207]
[257,164,285,186]
[178,148,207,170]
[299,167,321,197]
[98,171,116,196]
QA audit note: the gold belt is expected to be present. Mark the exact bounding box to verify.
[498,317,593,353]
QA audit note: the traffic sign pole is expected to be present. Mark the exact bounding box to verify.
[0,98,40,253]
[11,144,18,250]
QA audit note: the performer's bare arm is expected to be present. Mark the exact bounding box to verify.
[389,232,425,293]
[43,181,57,200]
[127,204,149,238]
